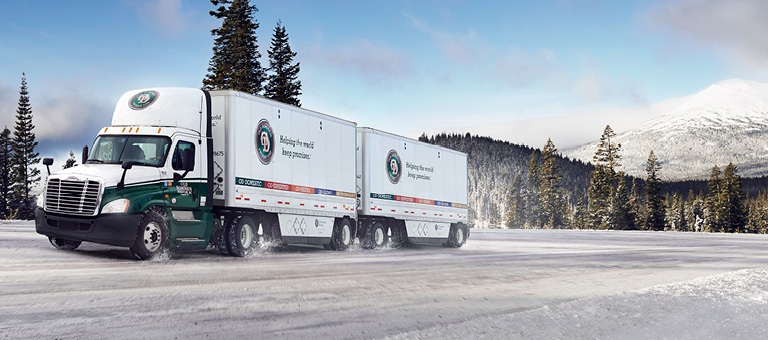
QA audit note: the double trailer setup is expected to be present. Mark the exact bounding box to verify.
[35,88,469,260]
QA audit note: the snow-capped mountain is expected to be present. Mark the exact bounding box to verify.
[563,79,768,181]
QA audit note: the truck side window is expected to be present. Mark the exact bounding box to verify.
[172,141,195,171]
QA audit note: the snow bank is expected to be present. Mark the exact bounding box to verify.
[389,268,768,339]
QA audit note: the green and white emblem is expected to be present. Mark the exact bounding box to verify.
[386,149,402,184]
[255,119,274,164]
[129,90,159,110]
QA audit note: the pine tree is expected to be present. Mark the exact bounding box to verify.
[643,150,665,231]
[587,125,622,230]
[593,125,621,173]
[203,0,266,95]
[264,20,302,106]
[63,150,77,169]
[705,166,723,232]
[526,151,542,228]
[610,174,636,230]
[0,127,11,219]
[720,163,747,233]
[746,193,768,234]
[539,138,564,229]
[10,73,40,220]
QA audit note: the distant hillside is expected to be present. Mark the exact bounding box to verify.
[421,133,593,227]
[563,79,768,181]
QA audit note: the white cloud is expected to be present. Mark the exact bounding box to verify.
[492,48,564,89]
[310,39,413,86]
[129,0,193,36]
[406,13,489,67]
[648,0,768,69]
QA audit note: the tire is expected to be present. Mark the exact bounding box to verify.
[448,224,467,248]
[329,218,353,250]
[389,223,408,248]
[362,222,388,249]
[129,209,168,260]
[214,216,231,256]
[48,237,81,251]
[228,215,257,257]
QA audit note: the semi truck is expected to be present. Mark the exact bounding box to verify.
[35,88,469,260]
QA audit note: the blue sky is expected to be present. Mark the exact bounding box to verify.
[2,0,767,164]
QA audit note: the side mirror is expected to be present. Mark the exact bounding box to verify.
[117,161,133,189]
[43,158,53,175]
[81,145,89,164]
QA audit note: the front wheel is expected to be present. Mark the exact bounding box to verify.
[48,237,81,251]
[228,216,257,257]
[129,209,168,260]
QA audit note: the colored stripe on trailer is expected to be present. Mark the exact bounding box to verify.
[234,177,356,199]
[370,192,467,209]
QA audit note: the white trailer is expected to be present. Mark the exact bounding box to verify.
[356,127,469,248]
[210,90,358,253]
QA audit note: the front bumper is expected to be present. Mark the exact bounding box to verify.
[35,208,142,247]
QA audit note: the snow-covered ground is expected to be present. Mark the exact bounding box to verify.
[1,221,767,339]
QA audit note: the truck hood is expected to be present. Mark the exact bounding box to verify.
[49,164,163,188]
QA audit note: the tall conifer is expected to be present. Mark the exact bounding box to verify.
[264,20,302,106]
[540,138,564,229]
[643,150,665,231]
[587,125,622,230]
[11,73,40,220]
[526,151,542,228]
[203,0,266,95]
[721,163,747,233]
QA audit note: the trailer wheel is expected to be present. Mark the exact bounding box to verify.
[389,224,408,248]
[329,218,353,250]
[363,222,388,249]
[447,223,467,248]
[228,215,257,257]
[48,237,81,251]
[214,216,231,256]
[129,209,168,260]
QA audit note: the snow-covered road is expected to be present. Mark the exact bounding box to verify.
[1,221,766,339]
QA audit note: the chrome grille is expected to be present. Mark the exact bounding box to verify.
[45,178,101,216]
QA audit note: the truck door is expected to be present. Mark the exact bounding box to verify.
[167,138,206,239]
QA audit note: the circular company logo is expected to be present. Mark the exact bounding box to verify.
[255,119,275,164]
[386,149,402,184]
[129,90,159,110]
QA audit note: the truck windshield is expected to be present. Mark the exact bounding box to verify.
[87,135,172,167]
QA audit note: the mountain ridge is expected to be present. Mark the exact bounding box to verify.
[563,79,768,181]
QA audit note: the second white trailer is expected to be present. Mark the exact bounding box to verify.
[356,127,469,248]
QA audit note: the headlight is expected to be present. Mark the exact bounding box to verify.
[36,193,45,209]
[102,198,131,214]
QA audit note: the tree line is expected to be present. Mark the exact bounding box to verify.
[424,126,765,234]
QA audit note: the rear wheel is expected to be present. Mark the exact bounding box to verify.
[447,224,467,248]
[129,209,168,260]
[228,215,257,257]
[362,222,388,249]
[48,237,81,251]
[329,218,353,250]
